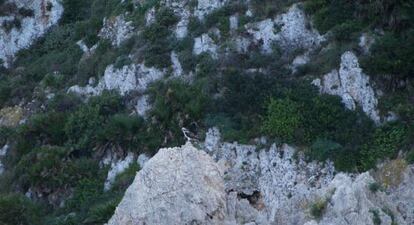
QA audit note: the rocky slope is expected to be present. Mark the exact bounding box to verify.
[107,129,414,225]
[0,0,63,67]
[0,0,413,224]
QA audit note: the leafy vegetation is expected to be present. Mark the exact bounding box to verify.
[0,0,413,224]
[310,198,327,220]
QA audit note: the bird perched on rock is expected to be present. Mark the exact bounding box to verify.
[181,127,198,142]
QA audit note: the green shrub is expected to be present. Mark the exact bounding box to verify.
[15,146,100,195]
[368,182,382,193]
[370,209,381,225]
[310,198,327,220]
[360,122,408,170]
[149,80,209,146]
[262,98,302,142]
[362,31,414,87]
[0,194,43,225]
[308,139,342,162]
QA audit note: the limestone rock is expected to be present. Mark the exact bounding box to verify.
[193,33,218,58]
[0,144,9,175]
[171,51,183,76]
[135,95,151,117]
[68,63,165,96]
[107,128,414,225]
[0,0,63,67]
[99,15,134,47]
[273,4,324,52]
[106,143,227,225]
[103,152,135,191]
[313,51,380,123]
[246,4,324,54]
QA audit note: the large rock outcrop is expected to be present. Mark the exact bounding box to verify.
[68,63,165,96]
[106,143,227,225]
[0,0,63,67]
[246,4,324,54]
[107,128,414,225]
[312,51,380,123]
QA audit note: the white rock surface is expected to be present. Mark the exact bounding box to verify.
[99,15,134,47]
[0,0,63,67]
[69,63,165,96]
[229,14,238,31]
[273,4,324,52]
[106,142,227,225]
[0,144,9,175]
[193,33,218,58]
[313,51,380,123]
[171,51,183,76]
[107,128,414,225]
[359,33,375,54]
[104,152,135,191]
[137,153,150,168]
[246,4,324,54]
[291,52,310,73]
[135,95,151,117]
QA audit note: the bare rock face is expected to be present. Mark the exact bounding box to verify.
[312,51,380,123]
[193,33,218,58]
[106,143,227,225]
[107,128,414,225]
[0,0,63,67]
[68,63,165,96]
[246,4,324,54]
[99,15,134,47]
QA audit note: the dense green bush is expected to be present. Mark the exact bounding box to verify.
[360,122,408,170]
[310,198,327,219]
[262,98,302,142]
[140,7,179,68]
[148,80,209,145]
[0,194,43,225]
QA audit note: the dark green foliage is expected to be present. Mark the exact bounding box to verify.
[310,199,327,219]
[259,83,375,171]
[360,122,408,170]
[15,146,99,195]
[363,32,414,87]
[368,182,382,193]
[308,139,342,162]
[0,194,43,225]
[141,7,179,68]
[305,0,414,88]
[251,0,300,19]
[149,80,209,146]
[370,209,381,225]
[262,98,302,142]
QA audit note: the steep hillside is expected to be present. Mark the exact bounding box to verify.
[0,0,413,224]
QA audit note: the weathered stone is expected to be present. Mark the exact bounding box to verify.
[193,33,218,58]
[103,152,135,191]
[246,4,324,54]
[69,63,165,96]
[313,51,380,123]
[106,143,227,225]
[0,0,63,67]
[99,15,134,47]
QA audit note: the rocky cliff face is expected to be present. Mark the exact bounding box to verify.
[0,0,63,67]
[312,51,380,123]
[107,129,414,225]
